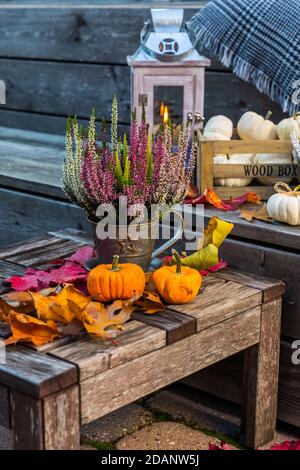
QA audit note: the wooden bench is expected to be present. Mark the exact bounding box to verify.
[0,230,284,449]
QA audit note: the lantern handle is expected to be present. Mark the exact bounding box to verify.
[140,20,197,63]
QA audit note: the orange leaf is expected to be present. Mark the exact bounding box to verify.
[5,312,58,346]
[32,284,90,324]
[204,188,229,210]
[246,192,262,204]
[0,291,34,321]
[82,296,138,339]
[134,290,165,314]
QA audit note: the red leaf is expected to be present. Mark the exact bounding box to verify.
[65,246,95,266]
[185,189,261,211]
[200,260,228,276]
[270,440,300,450]
[209,441,230,450]
[6,256,90,292]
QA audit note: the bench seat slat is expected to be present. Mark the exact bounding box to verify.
[0,345,78,399]
[80,306,261,424]
[49,320,166,381]
[168,280,262,332]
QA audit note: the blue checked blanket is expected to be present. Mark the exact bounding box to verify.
[188,0,300,114]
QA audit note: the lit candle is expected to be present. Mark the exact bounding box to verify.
[163,105,169,124]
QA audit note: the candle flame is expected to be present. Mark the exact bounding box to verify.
[160,102,165,117]
[163,105,169,124]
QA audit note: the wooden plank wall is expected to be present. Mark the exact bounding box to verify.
[0,1,287,135]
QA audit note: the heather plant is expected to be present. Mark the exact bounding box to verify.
[62,96,196,222]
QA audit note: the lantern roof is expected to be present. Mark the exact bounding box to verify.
[127,8,210,68]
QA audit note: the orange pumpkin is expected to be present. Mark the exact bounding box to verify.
[87,255,145,302]
[153,250,202,304]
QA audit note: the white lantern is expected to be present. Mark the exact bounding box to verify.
[127,9,210,141]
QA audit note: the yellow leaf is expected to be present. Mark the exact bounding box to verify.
[181,244,219,271]
[203,217,234,248]
[32,285,90,324]
[82,299,135,339]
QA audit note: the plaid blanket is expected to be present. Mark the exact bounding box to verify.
[188,0,300,114]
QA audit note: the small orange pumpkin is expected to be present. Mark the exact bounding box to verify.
[153,250,202,304]
[87,255,145,303]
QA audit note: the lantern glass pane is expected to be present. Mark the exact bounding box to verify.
[153,86,184,125]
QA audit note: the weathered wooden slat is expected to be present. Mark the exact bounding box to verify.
[0,129,65,198]
[0,109,130,139]
[50,320,166,381]
[218,238,300,338]
[0,60,287,133]
[213,140,292,155]
[214,186,276,201]
[211,268,285,303]
[134,309,196,345]
[43,385,80,450]
[0,345,78,399]
[0,188,90,247]
[0,7,205,65]
[0,384,10,429]
[48,228,93,244]
[80,306,261,423]
[0,59,131,123]
[0,260,25,293]
[0,322,11,339]
[213,163,297,178]
[1,237,85,267]
[10,390,44,450]
[168,281,262,332]
[183,337,300,428]
[241,298,281,448]
[0,260,25,279]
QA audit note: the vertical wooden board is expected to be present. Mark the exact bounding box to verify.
[10,390,44,450]
[199,141,214,194]
[218,237,300,338]
[43,385,80,450]
[0,384,10,429]
[0,345,78,399]
[80,307,261,423]
[241,298,281,448]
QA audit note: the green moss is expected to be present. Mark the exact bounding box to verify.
[87,440,116,451]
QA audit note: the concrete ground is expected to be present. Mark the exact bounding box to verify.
[1,384,300,450]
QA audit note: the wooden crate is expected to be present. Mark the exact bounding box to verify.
[197,131,296,199]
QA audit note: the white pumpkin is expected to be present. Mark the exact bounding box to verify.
[267,184,300,225]
[214,154,254,187]
[203,115,233,140]
[203,132,231,141]
[253,153,293,185]
[277,114,300,140]
[237,111,278,140]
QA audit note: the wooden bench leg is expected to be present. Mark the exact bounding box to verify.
[11,385,80,450]
[241,298,281,448]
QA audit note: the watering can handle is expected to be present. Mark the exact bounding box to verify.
[151,210,184,259]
